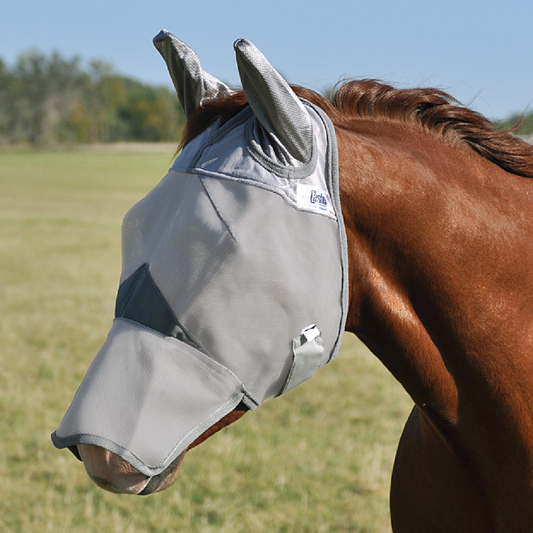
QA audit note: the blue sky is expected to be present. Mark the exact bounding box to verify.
[2,0,532,120]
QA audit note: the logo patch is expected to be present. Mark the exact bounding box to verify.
[296,184,335,218]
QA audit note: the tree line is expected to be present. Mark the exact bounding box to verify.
[1,49,532,147]
[0,50,186,146]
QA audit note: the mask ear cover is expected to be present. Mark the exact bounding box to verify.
[153,30,233,117]
[234,38,313,165]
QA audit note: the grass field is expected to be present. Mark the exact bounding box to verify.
[0,147,413,532]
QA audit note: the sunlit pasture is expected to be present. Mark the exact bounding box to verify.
[0,147,412,532]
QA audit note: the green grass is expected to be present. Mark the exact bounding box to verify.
[0,148,412,532]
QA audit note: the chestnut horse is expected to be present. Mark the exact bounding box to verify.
[72,39,533,532]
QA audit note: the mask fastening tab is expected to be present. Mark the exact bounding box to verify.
[278,325,324,396]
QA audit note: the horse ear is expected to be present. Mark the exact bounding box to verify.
[234,39,313,164]
[153,30,233,117]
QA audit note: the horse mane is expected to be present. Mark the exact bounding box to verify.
[179,80,533,178]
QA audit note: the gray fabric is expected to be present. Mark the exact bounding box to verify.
[53,319,255,476]
[235,39,313,164]
[153,30,232,117]
[52,35,348,477]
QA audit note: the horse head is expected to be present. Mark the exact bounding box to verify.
[51,28,533,532]
[52,30,348,495]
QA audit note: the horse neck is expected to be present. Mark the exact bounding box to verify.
[337,120,533,432]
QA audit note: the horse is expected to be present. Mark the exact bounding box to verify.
[52,30,533,532]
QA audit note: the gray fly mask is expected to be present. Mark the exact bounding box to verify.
[52,30,349,477]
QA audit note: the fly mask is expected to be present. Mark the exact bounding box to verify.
[52,30,349,478]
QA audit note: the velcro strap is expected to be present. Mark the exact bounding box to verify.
[278,325,323,395]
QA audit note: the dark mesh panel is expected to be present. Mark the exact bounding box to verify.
[115,263,199,349]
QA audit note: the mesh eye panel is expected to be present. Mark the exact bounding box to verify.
[115,263,199,349]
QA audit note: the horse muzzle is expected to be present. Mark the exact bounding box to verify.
[77,445,185,495]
